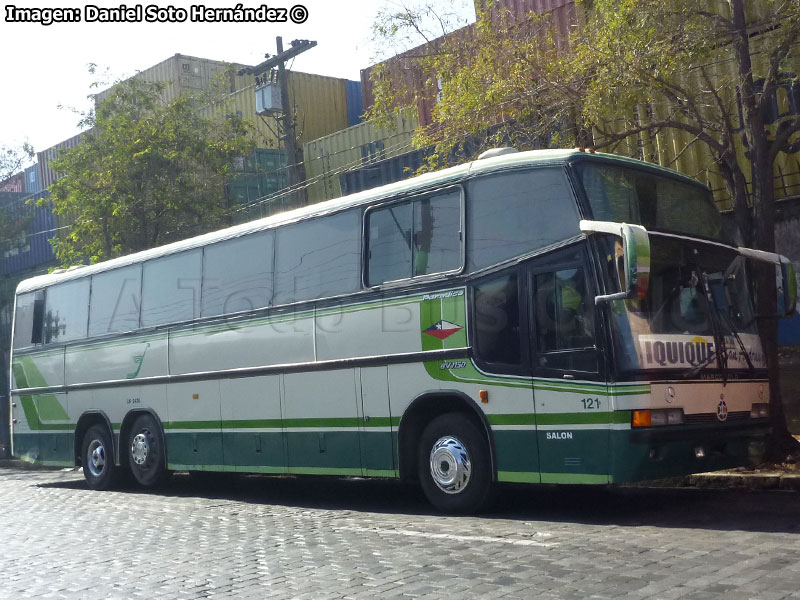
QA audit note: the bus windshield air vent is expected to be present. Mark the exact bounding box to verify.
[477,147,519,160]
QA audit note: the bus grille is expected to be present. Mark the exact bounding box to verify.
[683,411,750,424]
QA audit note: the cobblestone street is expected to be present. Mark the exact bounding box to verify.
[2,466,800,599]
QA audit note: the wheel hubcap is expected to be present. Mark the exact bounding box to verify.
[131,431,151,466]
[87,440,106,477]
[429,436,471,494]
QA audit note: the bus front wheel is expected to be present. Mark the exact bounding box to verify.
[127,413,169,488]
[417,413,492,514]
[82,424,118,490]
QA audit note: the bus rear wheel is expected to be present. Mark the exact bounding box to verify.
[82,424,118,490]
[127,413,169,488]
[417,413,492,514]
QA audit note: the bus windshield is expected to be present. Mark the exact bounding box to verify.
[607,235,765,376]
[576,162,734,244]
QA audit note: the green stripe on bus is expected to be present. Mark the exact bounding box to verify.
[17,421,74,431]
[221,419,283,429]
[168,464,234,472]
[288,466,364,476]
[168,464,397,478]
[497,471,540,483]
[164,420,223,430]
[540,473,609,484]
[362,469,397,478]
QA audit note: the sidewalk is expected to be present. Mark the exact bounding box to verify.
[673,433,800,491]
[687,470,800,490]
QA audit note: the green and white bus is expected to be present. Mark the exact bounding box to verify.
[9,148,797,513]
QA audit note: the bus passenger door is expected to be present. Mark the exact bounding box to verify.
[527,247,610,484]
[358,366,396,477]
[470,267,539,482]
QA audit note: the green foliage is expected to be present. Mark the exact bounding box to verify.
[368,1,592,169]
[47,72,255,266]
[371,0,474,62]
[369,0,800,240]
[0,143,35,260]
[0,143,34,184]
[575,0,741,151]
[0,206,32,255]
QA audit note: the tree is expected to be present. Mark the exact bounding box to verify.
[575,0,800,455]
[0,142,36,262]
[370,0,800,454]
[47,73,255,265]
[371,1,800,232]
[0,142,34,185]
[367,2,588,166]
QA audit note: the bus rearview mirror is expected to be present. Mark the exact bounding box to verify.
[780,258,797,317]
[579,220,651,305]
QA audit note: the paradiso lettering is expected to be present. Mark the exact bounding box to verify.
[637,334,766,370]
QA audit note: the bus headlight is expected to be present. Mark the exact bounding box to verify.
[632,408,684,427]
[750,403,769,419]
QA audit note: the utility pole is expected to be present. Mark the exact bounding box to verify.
[240,37,317,208]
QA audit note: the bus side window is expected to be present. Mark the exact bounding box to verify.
[273,209,362,305]
[201,231,274,317]
[43,278,90,344]
[141,250,203,327]
[89,264,142,335]
[31,295,44,344]
[466,168,579,272]
[473,272,522,370]
[366,188,462,286]
[533,267,597,372]
[13,291,44,348]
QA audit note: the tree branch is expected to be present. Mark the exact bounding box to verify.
[758,19,800,113]
[769,118,800,163]
[593,117,726,155]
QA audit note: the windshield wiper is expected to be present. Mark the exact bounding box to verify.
[680,271,728,382]
[706,268,756,372]
[715,309,755,371]
[683,347,719,378]
[682,270,728,384]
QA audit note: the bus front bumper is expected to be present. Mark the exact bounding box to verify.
[611,421,771,483]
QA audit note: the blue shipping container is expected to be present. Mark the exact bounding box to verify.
[0,190,57,276]
[24,164,41,195]
[779,312,800,346]
[345,80,364,127]
[339,148,428,196]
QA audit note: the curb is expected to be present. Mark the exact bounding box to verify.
[688,472,800,490]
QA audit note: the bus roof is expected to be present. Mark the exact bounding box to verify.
[16,149,699,294]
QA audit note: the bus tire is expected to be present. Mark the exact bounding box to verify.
[127,413,169,488]
[418,413,492,514]
[81,424,118,490]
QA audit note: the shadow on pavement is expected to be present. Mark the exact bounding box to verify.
[34,470,800,534]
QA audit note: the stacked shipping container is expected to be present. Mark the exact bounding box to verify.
[302,109,419,203]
